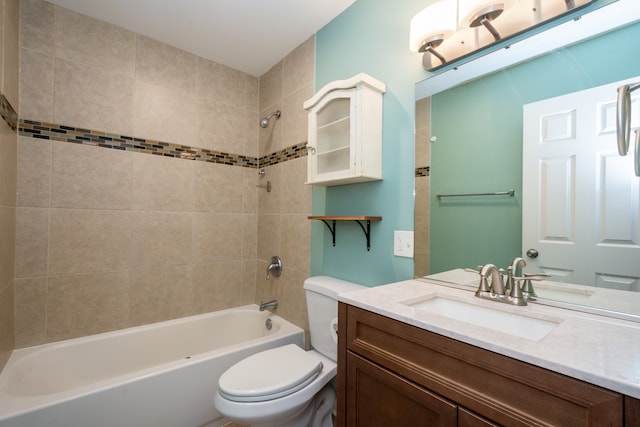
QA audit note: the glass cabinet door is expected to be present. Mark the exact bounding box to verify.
[314,91,353,178]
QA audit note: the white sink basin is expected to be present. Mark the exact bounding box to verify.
[406,296,561,341]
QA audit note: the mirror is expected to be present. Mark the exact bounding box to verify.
[414,0,640,318]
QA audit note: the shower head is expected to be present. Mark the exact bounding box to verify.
[259,110,281,128]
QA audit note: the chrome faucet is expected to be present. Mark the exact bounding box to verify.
[259,299,278,311]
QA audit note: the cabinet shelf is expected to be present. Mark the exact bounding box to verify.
[308,216,382,251]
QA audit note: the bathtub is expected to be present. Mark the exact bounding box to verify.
[0,305,304,427]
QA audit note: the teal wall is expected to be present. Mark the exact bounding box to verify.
[430,22,640,274]
[312,0,429,285]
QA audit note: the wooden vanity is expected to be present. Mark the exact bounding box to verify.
[337,302,640,426]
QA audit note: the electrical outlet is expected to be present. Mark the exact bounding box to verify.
[394,231,414,258]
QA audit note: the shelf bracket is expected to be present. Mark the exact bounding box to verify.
[353,220,372,251]
[320,219,337,247]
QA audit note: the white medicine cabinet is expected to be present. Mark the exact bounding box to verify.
[304,73,386,186]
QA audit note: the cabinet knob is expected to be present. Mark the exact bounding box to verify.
[308,146,316,155]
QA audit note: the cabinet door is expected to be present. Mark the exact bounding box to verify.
[307,89,355,183]
[345,352,457,427]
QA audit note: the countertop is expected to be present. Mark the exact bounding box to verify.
[338,278,640,398]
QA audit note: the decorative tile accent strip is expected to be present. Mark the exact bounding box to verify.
[0,94,18,132]
[18,118,308,169]
[259,142,309,167]
[415,166,430,177]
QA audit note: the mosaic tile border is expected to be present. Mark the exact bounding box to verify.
[415,166,430,177]
[0,93,17,132]
[18,119,309,169]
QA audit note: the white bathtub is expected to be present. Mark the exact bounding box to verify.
[0,305,304,427]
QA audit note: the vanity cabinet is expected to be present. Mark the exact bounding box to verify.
[337,303,638,426]
[303,73,385,186]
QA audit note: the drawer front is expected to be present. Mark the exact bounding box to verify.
[343,304,623,427]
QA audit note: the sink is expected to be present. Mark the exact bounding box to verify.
[405,296,561,341]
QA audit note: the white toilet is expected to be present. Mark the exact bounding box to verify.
[213,276,365,427]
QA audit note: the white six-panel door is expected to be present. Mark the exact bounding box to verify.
[522,77,640,290]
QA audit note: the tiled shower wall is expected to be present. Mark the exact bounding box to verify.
[0,0,19,370]
[14,0,313,347]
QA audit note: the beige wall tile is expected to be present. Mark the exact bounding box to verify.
[196,101,246,154]
[242,167,259,214]
[0,121,17,207]
[47,271,130,341]
[19,0,55,54]
[0,280,14,366]
[282,83,312,149]
[49,209,131,275]
[128,211,192,268]
[136,35,197,94]
[51,142,133,209]
[279,214,310,273]
[243,109,259,158]
[14,277,46,347]
[192,213,242,264]
[192,261,242,313]
[132,153,193,211]
[241,214,257,260]
[0,206,16,286]
[3,0,19,109]
[19,48,53,121]
[193,162,243,213]
[257,214,281,262]
[259,61,282,110]
[15,207,48,278]
[54,58,135,135]
[129,265,193,326]
[280,158,311,214]
[133,80,196,144]
[283,36,314,96]
[241,259,257,304]
[54,6,135,77]
[245,74,259,112]
[196,57,246,109]
[17,136,51,208]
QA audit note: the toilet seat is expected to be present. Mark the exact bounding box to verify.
[218,344,323,403]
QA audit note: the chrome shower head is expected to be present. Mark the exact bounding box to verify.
[259,110,281,128]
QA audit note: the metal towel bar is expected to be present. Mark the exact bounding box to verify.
[616,82,640,177]
[436,189,515,200]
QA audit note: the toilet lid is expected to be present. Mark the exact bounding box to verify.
[218,344,323,402]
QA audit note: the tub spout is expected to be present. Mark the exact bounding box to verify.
[259,300,278,311]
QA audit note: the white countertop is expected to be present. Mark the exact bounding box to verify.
[338,278,640,398]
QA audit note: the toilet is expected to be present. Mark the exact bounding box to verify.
[213,276,365,427]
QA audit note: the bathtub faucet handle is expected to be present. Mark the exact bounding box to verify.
[266,256,282,280]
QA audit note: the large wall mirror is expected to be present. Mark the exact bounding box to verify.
[414,0,640,318]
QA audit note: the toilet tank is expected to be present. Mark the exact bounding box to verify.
[304,276,366,362]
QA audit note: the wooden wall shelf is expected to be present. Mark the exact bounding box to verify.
[308,216,382,251]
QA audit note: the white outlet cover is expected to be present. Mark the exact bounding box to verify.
[394,230,414,258]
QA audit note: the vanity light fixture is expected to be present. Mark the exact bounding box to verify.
[410,0,597,71]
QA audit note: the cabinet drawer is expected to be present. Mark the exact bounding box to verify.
[343,304,623,427]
